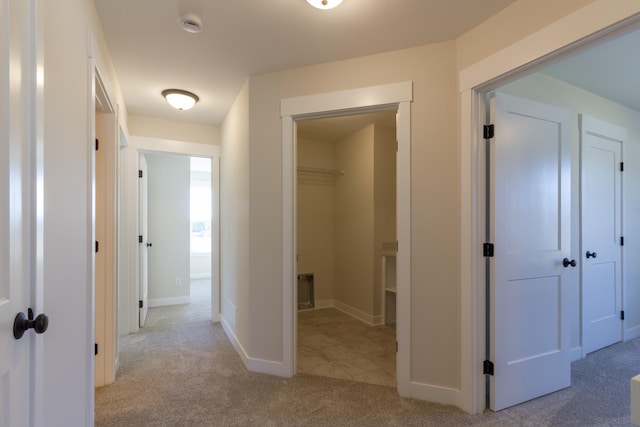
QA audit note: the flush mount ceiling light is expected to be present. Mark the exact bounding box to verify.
[162,89,199,110]
[306,0,343,10]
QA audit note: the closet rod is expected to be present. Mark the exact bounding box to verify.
[297,165,344,176]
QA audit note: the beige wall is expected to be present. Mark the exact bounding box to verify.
[456,0,594,70]
[297,123,396,320]
[334,125,375,315]
[297,137,335,304]
[218,0,640,410]
[242,40,460,385]
[373,123,397,315]
[500,72,640,347]
[145,153,191,305]
[128,114,220,145]
[220,80,250,346]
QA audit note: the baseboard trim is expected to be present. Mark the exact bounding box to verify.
[304,299,383,326]
[626,324,640,341]
[571,346,583,362]
[333,300,377,326]
[148,296,190,308]
[314,299,334,309]
[409,381,461,407]
[220,316,291,377]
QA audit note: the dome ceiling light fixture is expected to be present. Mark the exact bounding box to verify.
[162,89,199,110]
[306,0,343,10]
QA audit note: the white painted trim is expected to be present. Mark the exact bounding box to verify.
[281,82,413,117]
[571,346,583,362]
[409,381,462,407]
[281,81,413,395]
[190,273,212,280]
[458,3,640,415]
[148,296,191,308]
[459,1,640,92]
[130,135,220,157]
[333,300,380,327]
[221,316,290,376]
[314,299,334,310]
[125,136,221,332]
[625,324,640,342]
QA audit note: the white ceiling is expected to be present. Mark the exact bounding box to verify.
[94,0,518,125]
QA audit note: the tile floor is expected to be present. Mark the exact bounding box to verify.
[297,308,396,388]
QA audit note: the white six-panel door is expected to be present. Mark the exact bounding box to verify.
[580,115,624,356]
[490,92,572,411]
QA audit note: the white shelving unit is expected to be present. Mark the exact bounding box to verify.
[381,243,397,325]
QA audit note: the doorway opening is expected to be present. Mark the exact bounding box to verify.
[281,81,413,395]
[139,153,213,318]
[295,111,397,387]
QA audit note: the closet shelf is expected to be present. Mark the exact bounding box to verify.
[297,165,344,176]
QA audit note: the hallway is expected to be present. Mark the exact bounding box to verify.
[95,279,639,426]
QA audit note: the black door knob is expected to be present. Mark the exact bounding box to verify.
[146,242,152,247]
[562,258,577,268]
[586,251,597,259]
[13,308,49,339]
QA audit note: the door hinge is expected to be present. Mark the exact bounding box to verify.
[395,141,399,152]
[139,169,143,178]
[483,360,494,376]
[95,241,99,253]
[621,310,625,320]
[396,341,398,353]
[620,162,624,172]
[139,300,143,309]
[95,343,98,356]
[95,138,99,151]
[483,243,494,257]
[621,236,625,246]
[139,235,143,244]
[395,241,399,252]
[483,124,495,139]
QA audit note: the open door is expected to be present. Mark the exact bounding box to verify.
[0,0,43,423]
[580,115,624,355]
[489,92,572,411]
[139,154,149,327]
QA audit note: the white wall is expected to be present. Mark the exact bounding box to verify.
[500,72,640,348]
[145,153,191,306]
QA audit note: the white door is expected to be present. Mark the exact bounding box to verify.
[489,92,572,411]
[139,154,149,326]
[0,0,43,425]
[580,115,624,355]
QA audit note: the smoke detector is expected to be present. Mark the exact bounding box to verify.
[179,14,202,34]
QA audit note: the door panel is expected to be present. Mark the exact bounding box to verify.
[580,115,623,355]
[490,92,572,411]
[1,0,40,424]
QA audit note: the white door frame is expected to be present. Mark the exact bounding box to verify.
[458,4,640,414]
[126,136,221,334]
[280,81,413,395]
[92,64,118,388]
